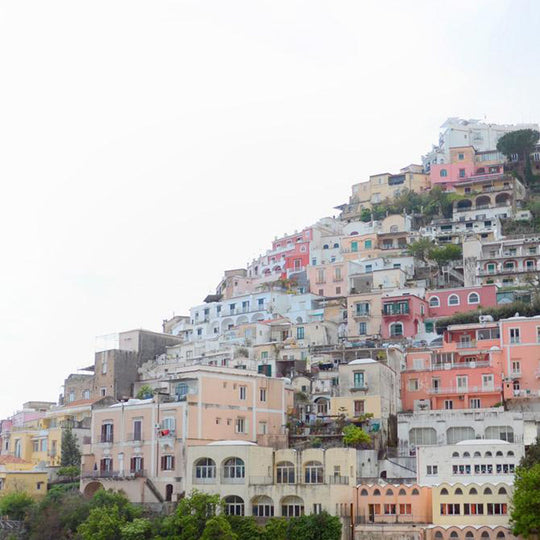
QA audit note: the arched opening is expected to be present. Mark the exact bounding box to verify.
[495,193,511,206]
[222,457,245,480]
[83,481,104,498]
[165,484,173,502]
[281,496,304,517]
[389,322,403,337]
[456,199,472,211]
[252,495,274,517]
[251,313,265,322]
[224,495,245,516]
[194,457,216,482]
[429,296,440,307]
[476,195,491,209]
[276,461,295,484]
[304,461,323,484]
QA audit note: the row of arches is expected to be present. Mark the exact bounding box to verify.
[432,528,512,540]
[359,486,420,496]
[451,450,515,458]
[429,292,479,307]
[224,495,305,517]
[455,193,511,210]
[440,486,508,495]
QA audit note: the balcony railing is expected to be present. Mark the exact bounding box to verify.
[428,385,498,395]
[351,384,369,392]
[328,475,350,485]
[456,341,476,349]
[82,469,147,479]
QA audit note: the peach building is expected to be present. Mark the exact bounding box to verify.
[80,366,293,503]
[402,322,504,411]
[307,261,348,297]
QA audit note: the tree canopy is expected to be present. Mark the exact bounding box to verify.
[61,426,81,467]
[497,129,540,161]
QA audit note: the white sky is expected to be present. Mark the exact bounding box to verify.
[1,0,539,418]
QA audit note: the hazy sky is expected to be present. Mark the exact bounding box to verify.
[1,0,539,418]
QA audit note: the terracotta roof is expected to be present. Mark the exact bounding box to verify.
[0,455,30,465]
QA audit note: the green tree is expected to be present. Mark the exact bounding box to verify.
[136,384,154,399]
[159,490,221,540]
[226,515,263,540]
[201,516,238,540]
[511,464,540,538]
[342,424,371,448]
[497,129,540,185]
[77,504,126,540]
[61,426,81,467]
[260,518,288,540]
[120,518,153,540]
[90,489,141,521]
[359,208,371,222]
[428,244,462,268]
[57,465,80,480]
[407,238,434,263]
[520,437,540,469]
[0,492,35,520]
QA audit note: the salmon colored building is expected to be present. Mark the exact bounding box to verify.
[381,294,428,340]
[355,483,432,525]
[426,285,498,319]
[402,322,504,411]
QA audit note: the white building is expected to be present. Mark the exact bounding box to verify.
[416,439,523,486]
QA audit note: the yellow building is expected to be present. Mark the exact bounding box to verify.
[0,456,48,499]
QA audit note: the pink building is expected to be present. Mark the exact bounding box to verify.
[80,366,293,503]
[500,316,540,400]
[355,483,432,524]
[402,322,504,411]
[381,294,428,339]
[426,285,498,319]
[307,261,347,297]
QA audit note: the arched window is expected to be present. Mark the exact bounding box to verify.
[385,489,394,496]
[440,169,448,177]
[333,243,339,248]
[252,495,274,517]
[224,495,244,516]
[360,489,368,496]
[496,451,503,457]
[304,461,323,484]
[411,488,419,495]
[223,457,245,479]
[281,495,304,517]
[440,488,449,495]
[463,452,470,458]
[481,532,490,539]
[194,458,216,480]
[276,461,295,484]
[498,487,507,495]
[466,532,474,539]
[450,532,459,539]
[469,487,478,495]
[474,451,481,458]
[468,292,480,304]
[323,244,329,250]
[455,488,463,495]
[485,451,492,457]
[389,322,404,337]
[507,451,514,457]
[452,452,459,458]
[496,532,506,538]
[448,294,460,306]
[429,296,440,307]
[373,489,381,496]
[483,487,492,495]
[399,488,406,495]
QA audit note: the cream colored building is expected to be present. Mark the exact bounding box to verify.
[186,442,356,520]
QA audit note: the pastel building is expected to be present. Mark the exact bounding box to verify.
[80,366,293,503]
[429,146,477,188]
[426,285,498,323]
[381,293,428,340]
[330,359,398,442]
[0,456,48,499]
[416,440,523,486]
[401,321,504,411]
[186,443,356,521]
[307,261,347,297]
[355,483,432,525]
[346,291,383,339]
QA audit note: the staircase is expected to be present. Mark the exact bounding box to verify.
[145,478,164,503]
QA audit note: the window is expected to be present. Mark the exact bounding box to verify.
[239,386,247,400]
[359,322,367,335]
[459,168,466,178]
[425,321,434,333]
[195,458,216,479]
[440,169,448,177]
[487,503,507,515]
[408,379,419,391]
[429,296,440,307]
[355,302,370,316]
[281,496,304,517]
[448,294,460,306]
[470,398,481,409]
[365,240,372,249]
[440,503,460,515]
[100,458,113,473]
[133,419,142,441]
[161,455,175,470]
[276,461,295,484]
[259,388,267,402]
[444,399,453,410]
[101,422,113,443]
[390,322,404,337]
[354,400,365,416]
[353,371,365,388]
[223,457,245,479]
[458,153,464,160]
[510,328,520,344]
[512,361,521,374]
[457,375,468,391]
[409,427,437,445]
[468,292,480,304]
[351,241,358,252]
[427,465,438,475]
[482,374,494,391]
[464,503,484,515]
[446,426,475,444]
[313,503,322,515]
[304,461,323,484]
[384,504,397,515]
[101,357,107,374]
[224,496,245,516]
[175,383,188,399]
[130,456,144,473]
[235,417,247,434]
[258,421,267,435]
[296,327,305,340]
[253,496,274,517]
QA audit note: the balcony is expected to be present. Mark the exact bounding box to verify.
[328,475,350,485]
[456,340,476,349]
[382,305,410,317]
[430,360,490,371]
[126,433,144,443]
[351,384,369,392]
[428,385,498,395]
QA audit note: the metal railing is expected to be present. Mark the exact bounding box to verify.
[428,385,497,395]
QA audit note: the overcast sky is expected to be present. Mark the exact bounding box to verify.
[1,0,539,418]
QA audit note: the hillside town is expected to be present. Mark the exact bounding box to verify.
[3,117,540,539]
